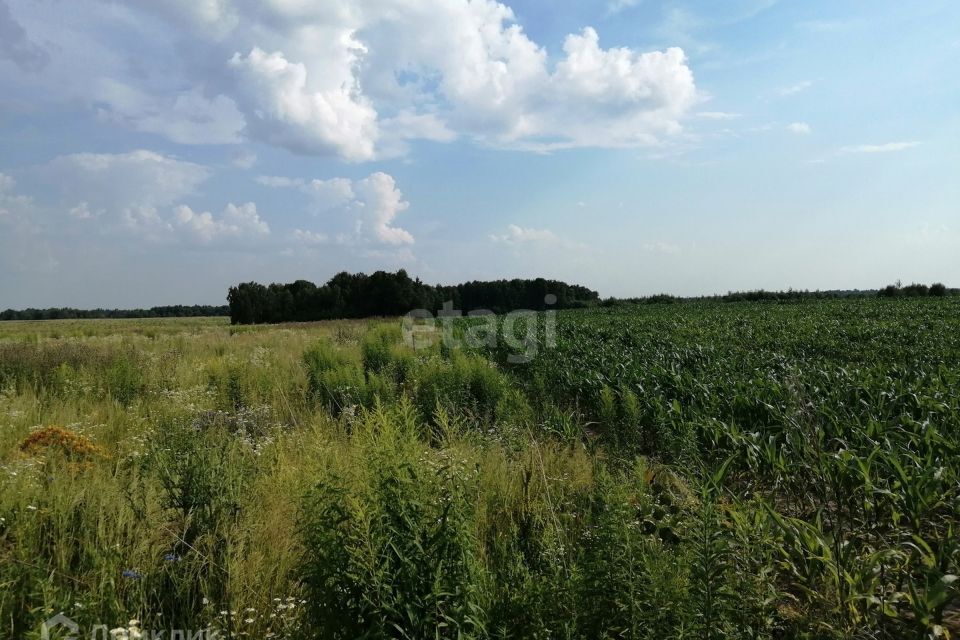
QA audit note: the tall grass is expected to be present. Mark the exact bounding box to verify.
[2,300,959,638]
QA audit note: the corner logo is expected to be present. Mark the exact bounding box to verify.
[42,614,79,640]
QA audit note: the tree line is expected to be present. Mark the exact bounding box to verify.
[4,279,953,324]
[876,282,955,298]
[0,305,229,321]
[227,270,600,324]
[605,282,957,306]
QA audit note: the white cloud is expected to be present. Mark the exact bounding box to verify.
[606,0,640,16]
[258,174,356,210]
[30,149,270,245]
[377,110,458,156]
[304,177,356,211]
[697,111,740,120]
[228,47,380,162]
[381,111,457,143]
[260,171,414,245]
[529,28,696,150]
[120,201,271,245]
[0,172,14,193]
[491,224,558,244]
[788,122,811,135]
[490,223,585,249]
[840,141,921,154]
[173,202,269,243]
[777,80,812,96]
[18,0,697,159]
[352,173,414,245]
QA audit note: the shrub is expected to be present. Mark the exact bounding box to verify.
[361,324,416,384]
[136,419,254,624]
[414,352,509,424]
[103,350,144,405]
[360,324,400,374]
[301,425,485,639]
[303,340,349,382]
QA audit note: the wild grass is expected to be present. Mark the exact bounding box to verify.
[1,299,959,638]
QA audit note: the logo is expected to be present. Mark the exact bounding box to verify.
[402,296,558,363]
[42,614,79,640]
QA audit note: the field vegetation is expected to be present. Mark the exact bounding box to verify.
[1,298,959,638]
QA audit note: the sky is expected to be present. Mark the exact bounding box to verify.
[0,0,958,308]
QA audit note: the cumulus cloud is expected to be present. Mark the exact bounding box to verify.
[536,28,695,149]
[788,122,811,135]
[260,171,413,245]
[840,141,920,154]
[228,47,380,161]
[350,173,414,244]
[120,201,271,245]
[172,202,269,243]
[304,177,356,211]
[14,0,697,159]
[31,149,270,245]
[0,0,49,72]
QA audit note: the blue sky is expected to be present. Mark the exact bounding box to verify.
[1,0,957,307]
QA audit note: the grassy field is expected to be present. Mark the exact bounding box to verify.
[2,299,960,639]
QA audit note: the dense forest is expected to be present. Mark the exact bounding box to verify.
[227,270,600,324]
[0,305,229,321]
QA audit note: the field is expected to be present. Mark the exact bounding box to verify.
[2,298,960,639]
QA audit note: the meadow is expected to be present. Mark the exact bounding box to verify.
[2,298,959,639]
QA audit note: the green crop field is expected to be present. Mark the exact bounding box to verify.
[2,298,960,638]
